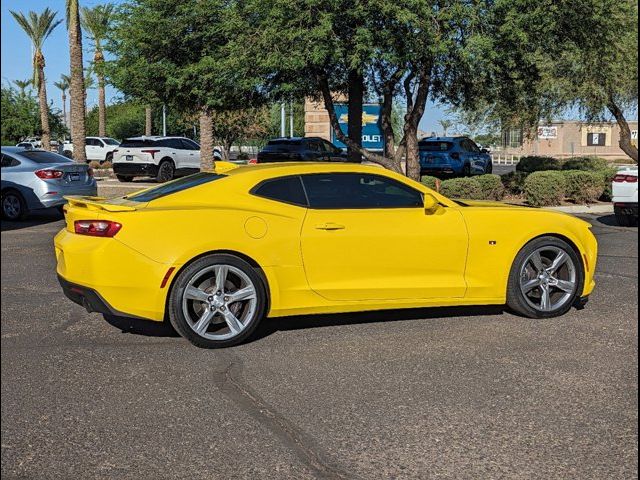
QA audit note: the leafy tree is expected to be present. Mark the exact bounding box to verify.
[81,4,115,137]
[66,0,88,161]
[10,8,62,149]
[209,108,271,159]
[438,120,453,137]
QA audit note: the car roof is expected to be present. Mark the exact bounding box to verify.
[124,136,186,141]
[222,162,394,180]
[2,146,29,153]
[268,137,327,142]
[420,136,466,142]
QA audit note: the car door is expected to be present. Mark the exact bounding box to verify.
[85,138,100,161]
[180,139,201,169]
[462,139,482,173]
[300,172,469,301]
[305,140,324,161]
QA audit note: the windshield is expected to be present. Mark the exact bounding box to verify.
[127,172,226,202]
[263,140,302,151]
[103,138,120,146]
[120,139,158,148]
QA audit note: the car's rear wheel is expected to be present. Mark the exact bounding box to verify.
[168,254,267,348]
[507,236,584,318]
[116,175,133,183]
[462,163,471,177]
[156,160,175,183]
[1,190,27,220]
[484,161,493,174]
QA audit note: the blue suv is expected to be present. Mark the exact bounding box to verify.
[419,136,492,176]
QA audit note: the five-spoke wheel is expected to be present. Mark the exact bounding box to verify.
[507,237,584,318]
[168,254,266,348]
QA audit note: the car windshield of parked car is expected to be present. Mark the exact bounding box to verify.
[103,138,120,146]
[302,173,423,209]
[20,151,73,164]
[262,140,302,152]
[120,139,158,148]
[126,173,226,202]
[420,141,453,151]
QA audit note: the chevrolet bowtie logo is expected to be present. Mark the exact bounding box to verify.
[339,112,380,126]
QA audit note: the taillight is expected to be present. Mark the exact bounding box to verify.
[35,169,64,179]
[87,167,94,177]
[613,174,638,183]
[74,220,122,237]
[248,158,257,165]
[141,149,161,159]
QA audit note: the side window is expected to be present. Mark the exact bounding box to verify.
[160,139,181,149]
[301,173,423,209]
[181,139,200,150]
[85,138,96,146]
[321,141,340,153]
[306,141,321,152]
[252,176,308,207]
[96,139,105,147]
[1,154,20,168]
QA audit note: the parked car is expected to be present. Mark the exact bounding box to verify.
[56,162,597,348]
[612,165,638,226]
[61,137,121,163]
[112,136,201,183]
[1,147,97,220]
[22,137,42,148]
[15,142,35,150]
[256,137,350,163]
[419,136,492,176]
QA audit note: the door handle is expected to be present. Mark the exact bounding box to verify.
[315,223,345,231]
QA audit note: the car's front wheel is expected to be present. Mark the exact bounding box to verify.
[168,254,267,348]
[507,236,584,318]
[484,160,493,174]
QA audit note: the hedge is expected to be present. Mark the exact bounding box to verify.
[524,171,567,206]
[501,171,528,195]
[475,174,506,200]
[561,156,608,171]
[516,156,563,173]
[420,175,440,191]
[561,170,605,204]
[440,177,484,199]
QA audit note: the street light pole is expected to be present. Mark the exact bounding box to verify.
[289,102,294,137]
[281,103,286,137]
[162,104,167,136]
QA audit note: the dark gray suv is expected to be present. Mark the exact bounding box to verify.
[257,137,351,163]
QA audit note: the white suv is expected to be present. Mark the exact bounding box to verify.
[112,136,201,183]
[61,137,121,163]
[612,165,638,226]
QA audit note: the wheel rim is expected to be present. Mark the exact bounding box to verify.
[159,163,173,181]
[181,264,258,340]
[519,246,577,312]
[2,195,21,219]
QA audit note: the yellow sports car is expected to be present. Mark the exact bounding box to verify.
[55,162,597,348]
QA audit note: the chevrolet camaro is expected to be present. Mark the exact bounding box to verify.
[55,162,598,348]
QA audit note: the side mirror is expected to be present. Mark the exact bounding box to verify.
[423,193,442,215]
[481,148,489,154]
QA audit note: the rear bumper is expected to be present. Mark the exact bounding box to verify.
[113,162,158,177]
[613,202,638,216]
[420,165,461,175]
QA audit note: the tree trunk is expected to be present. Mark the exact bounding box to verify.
[199,109,214,169]
[608,97,638,163]
[404,124,421,180]
[98,76,106,137]
[347,70,363,163]
[68,0,87,162]
[403,66,432,181]
[145,107,152,136]
[37,64,51,150]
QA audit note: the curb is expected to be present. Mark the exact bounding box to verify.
[546,205,613,214]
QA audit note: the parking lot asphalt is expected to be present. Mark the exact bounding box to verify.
[1,213,637,479]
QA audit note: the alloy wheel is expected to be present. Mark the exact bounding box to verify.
[519,246,577,312]
[2,194,22,220]
[181,264,258,340]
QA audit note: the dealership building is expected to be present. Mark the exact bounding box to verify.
[501,121,638,160]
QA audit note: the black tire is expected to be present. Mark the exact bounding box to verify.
[507,236,584,319]
[484,161,493,174]
[156,159,175,183]
[462,163,471,177]
[103,152,113,165]
[1,190,27,220]
[168,254,268,348]
[116,175,134,183]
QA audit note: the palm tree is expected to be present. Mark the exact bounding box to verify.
[54,75,70,128]
[145,107,152,136]
[66,0,87,162]
[13,79,32,97]
[439,119,453,137]
[10,9,63,150]
[81,4,114,137]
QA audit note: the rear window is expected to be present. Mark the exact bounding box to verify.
[21,151,73,164]
[120,139,158,148]
[262,140,303,152]
[420,141,453,151]
[127,173,226,202]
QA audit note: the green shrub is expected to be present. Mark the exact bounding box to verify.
[420,175,440,192]
[440,177,483,199]
[476,174,506,200]
[598,166,619,201]
[516,156,563,173]
[562,156,608,171]
[561,170,605,204]
[524,171,566,206]
[501,171,529,195]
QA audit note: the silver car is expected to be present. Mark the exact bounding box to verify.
[1,147,97,220]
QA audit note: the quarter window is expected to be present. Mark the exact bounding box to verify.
[252,176,307,207]
[301,173,423,209]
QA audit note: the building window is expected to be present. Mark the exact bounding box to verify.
[502,128,523,149]
[587,133,606,146]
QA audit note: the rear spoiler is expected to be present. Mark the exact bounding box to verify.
[64,196,137,212]
[213,161,240,173]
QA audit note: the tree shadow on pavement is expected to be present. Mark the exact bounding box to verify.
[251,305,506,343]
